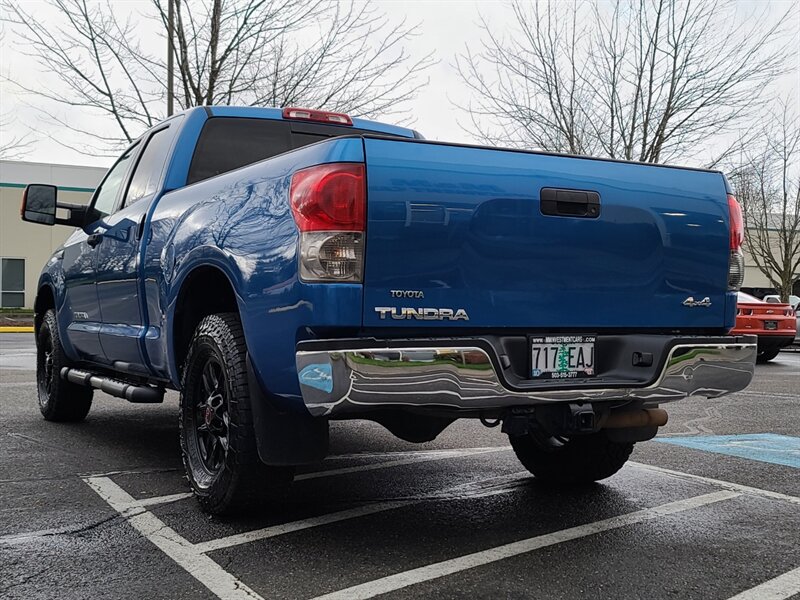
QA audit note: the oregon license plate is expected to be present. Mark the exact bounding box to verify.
[530,335,596,379]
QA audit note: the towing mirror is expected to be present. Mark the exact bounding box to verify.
[21,184,57,225]
[21,184,88,227]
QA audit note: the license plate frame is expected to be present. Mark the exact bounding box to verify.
[529,335,596,380]
[764,320,778,330]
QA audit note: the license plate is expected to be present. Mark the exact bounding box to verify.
[530,335,595,379]
[764,321,778,330]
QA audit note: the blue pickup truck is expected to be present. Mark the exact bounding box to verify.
[22,106,757,514]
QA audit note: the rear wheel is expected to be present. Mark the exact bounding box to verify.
[36,309,92,422]
[756,347,781,363]
[180,312,293,515]
[509,430,633,484]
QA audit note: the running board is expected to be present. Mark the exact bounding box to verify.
[60,367,164,403]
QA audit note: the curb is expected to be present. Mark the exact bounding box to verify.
[0,327,34,333]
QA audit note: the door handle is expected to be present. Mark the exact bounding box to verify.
[87,233,104,248]
[540,188,601,218]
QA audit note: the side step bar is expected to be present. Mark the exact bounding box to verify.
[60,367,164,403]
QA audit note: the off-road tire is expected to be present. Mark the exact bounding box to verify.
[179,312,294,515]
[756,348,781,363]
[36,308,93,422]
[510,430,633,484]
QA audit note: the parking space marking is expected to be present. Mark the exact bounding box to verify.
[82,465,530,600]
[327,446,508,460]
[311,490,740,600]
[103,447,513,510]
[629,462,800,505]
[137,492,193,507]
[85,476,265,600]
[196,472,530,554]
[295,446,509,481]
[726,565,800,600]
[655,434,800,468]
[194,500,416,553]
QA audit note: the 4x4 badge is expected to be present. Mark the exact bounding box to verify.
[682,296,712,307]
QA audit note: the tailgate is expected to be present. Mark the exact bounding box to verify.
[361,137,731,329]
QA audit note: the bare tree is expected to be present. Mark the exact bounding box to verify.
[457,0,793,164]
[0,29,32,159]
[0,112,32,159]
[2,0,431,156]
[728,104,800,302]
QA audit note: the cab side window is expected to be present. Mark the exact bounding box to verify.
[92,144,138,219]
[125,124,179,207]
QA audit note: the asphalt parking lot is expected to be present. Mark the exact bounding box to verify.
[1,332,798,600]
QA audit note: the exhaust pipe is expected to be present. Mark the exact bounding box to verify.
[602,408,668,429]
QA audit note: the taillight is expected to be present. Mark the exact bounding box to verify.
[290,163,365,282]
[728,194,743,251]
[282,107,353,126]
[727,194,744,291]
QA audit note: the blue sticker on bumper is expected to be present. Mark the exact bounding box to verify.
[299,363,333,393]
[656,433,800,468]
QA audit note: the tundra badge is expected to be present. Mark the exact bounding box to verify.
[374,307,469,321]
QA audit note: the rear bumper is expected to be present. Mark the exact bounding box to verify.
[295,335,756,417]
[754,335,795,351]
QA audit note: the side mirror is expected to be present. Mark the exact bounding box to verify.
[21,184,89,227]
[21,184,57,225]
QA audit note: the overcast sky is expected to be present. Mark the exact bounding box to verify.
[1,0,798,169]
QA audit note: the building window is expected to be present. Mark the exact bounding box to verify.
[0,258,25,308]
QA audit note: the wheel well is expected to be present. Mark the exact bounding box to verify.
[34,285,55,336]
[173,266,239,375]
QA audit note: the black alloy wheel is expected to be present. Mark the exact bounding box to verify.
[179,312,294,514]
[36,308,93,422]
[192,355,230,476]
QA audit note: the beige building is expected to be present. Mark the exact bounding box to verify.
[0,158,795,308]
[0,160,106,309]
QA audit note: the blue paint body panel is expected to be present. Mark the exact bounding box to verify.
[362,137,733,329]
[656,434,800,468]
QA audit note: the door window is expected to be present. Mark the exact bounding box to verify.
[92,144,139,218]
[125,125,179,207]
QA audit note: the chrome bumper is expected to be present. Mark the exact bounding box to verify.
[295,340,756,417]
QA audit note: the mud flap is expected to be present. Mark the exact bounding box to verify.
[247,354,329,465]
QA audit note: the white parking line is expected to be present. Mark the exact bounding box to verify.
[195,471,530,554]
[83,469,531,600]
[137,492,193,507]
[295,446,508,481]
[85,476,265,600]
[629,462,800,505]
[195,500,416,553]
[726,566,800,600]
[108,447,513,509]
[311,490,740,600]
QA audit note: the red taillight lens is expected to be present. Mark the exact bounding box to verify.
[728,194,743,251]
[290,163,366,282]
[282,107,353,126]
[290,164,365,232]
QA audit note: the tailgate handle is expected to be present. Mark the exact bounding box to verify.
[540,188,600,218]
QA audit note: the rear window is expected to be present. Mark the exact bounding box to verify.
[737,292,761,303]
[187,117,384,185]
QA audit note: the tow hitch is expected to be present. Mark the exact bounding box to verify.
[500,404,667,442]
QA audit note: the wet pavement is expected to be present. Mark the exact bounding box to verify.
[1,332,798,599]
